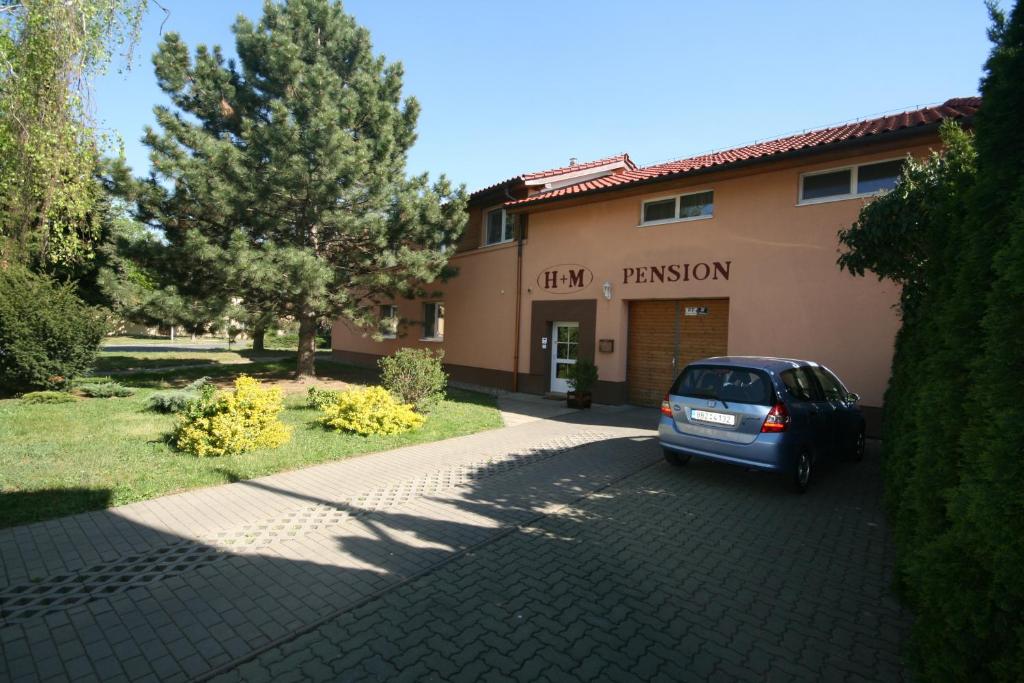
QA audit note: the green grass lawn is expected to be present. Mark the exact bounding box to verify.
[101,335,245,347]
[93,350,289,373]
[0,366,502,528]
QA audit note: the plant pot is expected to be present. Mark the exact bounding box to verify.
[567,391,592,409]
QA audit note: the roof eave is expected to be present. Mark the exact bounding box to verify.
[507,118,969,213]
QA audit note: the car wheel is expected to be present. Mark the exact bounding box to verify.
[849,426,866,462]
[792,450,812,493]
[663,448,691,466]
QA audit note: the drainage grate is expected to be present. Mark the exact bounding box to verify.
[0,430,614,624]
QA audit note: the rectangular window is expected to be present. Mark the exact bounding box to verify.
[801,169,852,201]
[483,208,515,246]
[423,302,444,340]
[378,304,398,338]
[640,190,714,226]
[642,198,676,223]
[679,191,714,219]
[799,158,904,204]
[856,159,903,194]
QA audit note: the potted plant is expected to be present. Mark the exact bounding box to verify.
[565,359,598,409]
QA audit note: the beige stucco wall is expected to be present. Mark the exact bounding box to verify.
[332,137,939,407]
[330,240,518,372]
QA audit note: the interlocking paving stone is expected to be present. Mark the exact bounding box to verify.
[0,410,655,681]
[208,440,910,683]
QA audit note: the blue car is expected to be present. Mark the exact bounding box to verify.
[658,356,865,493]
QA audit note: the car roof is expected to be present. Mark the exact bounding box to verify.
[687,356,819,373]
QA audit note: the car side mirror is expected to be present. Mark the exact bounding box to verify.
[846,392,860,404]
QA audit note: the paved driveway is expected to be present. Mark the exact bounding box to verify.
[0,402,909,682]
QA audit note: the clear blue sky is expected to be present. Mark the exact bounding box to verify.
[93,0,996,193]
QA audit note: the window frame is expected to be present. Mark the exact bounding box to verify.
[482,206,515,246]
[378,304,398,339]
[797,157,905,206]
[639,189,715,227]
[421,302,444,342]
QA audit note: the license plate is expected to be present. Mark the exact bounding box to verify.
[690,409,736,426]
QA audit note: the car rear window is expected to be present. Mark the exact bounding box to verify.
[671,365,774,406]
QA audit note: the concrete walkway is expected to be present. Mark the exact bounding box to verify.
[0,407,658,682]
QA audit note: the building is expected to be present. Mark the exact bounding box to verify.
[331,97,980,433]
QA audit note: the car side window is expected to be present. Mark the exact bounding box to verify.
[810,367,846,402]
[781,369,815,402]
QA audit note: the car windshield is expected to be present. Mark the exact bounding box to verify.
[672,365,773,406]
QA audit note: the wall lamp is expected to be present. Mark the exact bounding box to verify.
[602,281,613,301]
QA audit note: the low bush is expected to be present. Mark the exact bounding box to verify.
[306,385,340,410]
[76,381,134,398]
[319,386,424,436]
[378,348,447,413]
[70,376,115,386]
[0,265,107,393]
[146,377,212,413]
[172,375,292,457]
[20,391,78,405]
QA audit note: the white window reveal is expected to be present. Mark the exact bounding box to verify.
[484,208,515,245]
[422,302,444,341]
[640,190,714,226]
[799,159,904,204]
[378,304,398,338]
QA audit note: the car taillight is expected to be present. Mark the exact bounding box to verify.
[660,394,673,417]
[761,401,790,432]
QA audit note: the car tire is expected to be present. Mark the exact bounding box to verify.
[663,448,691,466]
[792,450,812,493]
[849,426,866,462]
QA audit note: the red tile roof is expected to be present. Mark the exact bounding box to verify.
[507,97,980,208]
[470,153,636,197]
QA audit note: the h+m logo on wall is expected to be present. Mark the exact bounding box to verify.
[537,264,593,294]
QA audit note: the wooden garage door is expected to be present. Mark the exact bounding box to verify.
[627,298,729,406]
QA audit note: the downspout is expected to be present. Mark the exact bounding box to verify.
[507,189,523,393]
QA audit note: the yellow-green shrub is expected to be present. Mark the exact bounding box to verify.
[319,386,425,436]
[173,376,292,457]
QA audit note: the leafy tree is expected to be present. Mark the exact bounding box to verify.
[0,0,148,272]
[125,0,467,376]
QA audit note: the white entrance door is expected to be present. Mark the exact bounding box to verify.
[550,322,579,393]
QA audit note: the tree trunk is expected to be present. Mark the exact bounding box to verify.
[296,314,317,378]
[251,321,266,352]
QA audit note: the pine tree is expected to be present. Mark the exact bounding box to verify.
[128,0,466,375]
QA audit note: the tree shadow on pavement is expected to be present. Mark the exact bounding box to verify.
[0,429,910,683]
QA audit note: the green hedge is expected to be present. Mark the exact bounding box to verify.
[837,6,1024,678]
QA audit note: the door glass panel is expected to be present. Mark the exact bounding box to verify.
[555,364,571,379]
[781,369,815,401]
[810,367,845,401]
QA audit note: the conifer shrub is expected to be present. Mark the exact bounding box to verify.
[146,377,212,413]
[378,348,447,413]
[0,265,107,393]
[172,376,292,457]
[319,386,424,436]
[76,381,134,398]
[20,390,78,404]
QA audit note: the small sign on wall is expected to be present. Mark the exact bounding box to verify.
[598,339,614,353]
[541,337,548,350]
[684,306,709,316]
